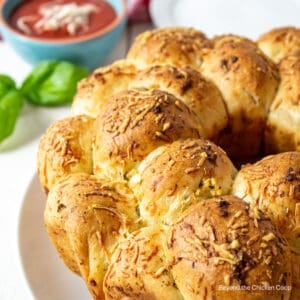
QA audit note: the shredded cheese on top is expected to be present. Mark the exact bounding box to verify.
[17,2,98,36]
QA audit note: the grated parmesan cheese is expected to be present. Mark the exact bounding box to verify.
[17,2,98,36]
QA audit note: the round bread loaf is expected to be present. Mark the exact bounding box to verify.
[37,115,94,193]
[165,195,292,300]
[127,27,212,68]
[129,138,237,225]
[93,88,203,182]
[265,54,300,153]
[45,173,140,299]
[258,27,300,63]
[232,152,300,298]
[200,38,279,159]
[38,26,300,300]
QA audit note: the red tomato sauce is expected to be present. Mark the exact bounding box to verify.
[9,0,117,39]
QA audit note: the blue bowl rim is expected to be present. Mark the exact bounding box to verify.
[0,0,127,44]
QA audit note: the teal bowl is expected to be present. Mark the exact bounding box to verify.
[0,0,127,70]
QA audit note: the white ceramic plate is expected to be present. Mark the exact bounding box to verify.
[150,0,300,39]
[18,174,90,300]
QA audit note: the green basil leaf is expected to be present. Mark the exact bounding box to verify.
[21,60,88,106]
[21,61,59,105]
[0,76,23,143]
[0,74,16,98]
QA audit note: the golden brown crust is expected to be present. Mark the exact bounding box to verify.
[212,34,257,48]
[264,54,300,153]
[72,60,137,117]
[258,26,300,63]
[127,27,212,68]
[93,88,203,181]
[129,138,237,225]
[37,115,94,193]
[165,196,292,300]
[45,173,140,299]
[232,152,300,290]
[201,40,279,159]
[131,65,228,141]
[104,225,183,300]
[232,152,300,241]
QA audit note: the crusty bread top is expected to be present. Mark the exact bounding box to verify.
[127,27,212,68]
[232,152,300,248]
[201,39,279,115]
[232,152,300,290]
[276,54,300,108]
[104,225,183,300]
[165,195,292,300]
[201,39,279,158]
[37,115,94,192]
[258,26,300,63]
[265,53,300,153]
[212,34,257,47]
[129,138,237,225]
[93,88,203,182]
[131,64,228,141]
[45,173,139,299]
[72,60,137,117]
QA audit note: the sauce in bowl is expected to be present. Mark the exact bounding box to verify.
[9,0,117,39]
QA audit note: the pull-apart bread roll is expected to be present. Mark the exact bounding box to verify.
[232,152,300,298]
[93,88,203,182]
[104,225,183,300]
[201,38,279,159]
[37,115,94,193]
[258,27,300,63]
[129,138,237,225]
[131,65,228,141]
[127,27,212,68]
[45,173,139,299]
[265,54,300,153]
[72,60,137,116]
[166,196,291,300]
